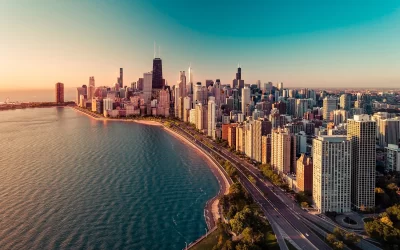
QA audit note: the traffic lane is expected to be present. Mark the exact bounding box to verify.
[240,177,317,249]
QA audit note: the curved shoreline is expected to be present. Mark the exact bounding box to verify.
[71,106,231,229]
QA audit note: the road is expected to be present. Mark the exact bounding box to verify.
[172,124,331,250]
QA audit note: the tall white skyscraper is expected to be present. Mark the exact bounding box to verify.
[187,65,193,95]
[347,115,376,210]
[143,72,153,102]
[241,86,250,114]
[313,136,352,213]
[208,98,216,139]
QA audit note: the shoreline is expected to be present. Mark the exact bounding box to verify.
[71,106,231,229]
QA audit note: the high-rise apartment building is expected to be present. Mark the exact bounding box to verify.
[340,93,351,111]
[241,87,250,114]
[385,144,400,172]
[207,99,216,139]
[313,136,351,213]
[55,82,64,104]
[253,118,272,162]
[347,115,376,210]
[323,97,338,121]
[271,129,296,174]
[143,72,153,102]
[378,118,400,147]
[261,134,272,164]
[333,109,348,126]
[297,154,313,193]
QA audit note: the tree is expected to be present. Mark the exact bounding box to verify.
[230,218,244,235]
[380,216,394,227]
[333,227,345,240]
[344,232,361,245]
[242,227,255,244]
[326,234,336,244]
[333,241,344,250]
[387,204,400,222]
[300,202,308,209]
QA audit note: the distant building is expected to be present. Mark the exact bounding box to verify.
[323,97,337,121]
[313,136,351,213]
[55,82,64,103]
[339,94,351,111]
[385,144,400,172]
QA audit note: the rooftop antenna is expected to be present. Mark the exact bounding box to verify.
[158,45,160,58]
[154,42,156,58]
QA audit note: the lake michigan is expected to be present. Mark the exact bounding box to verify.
[0,107,219,250]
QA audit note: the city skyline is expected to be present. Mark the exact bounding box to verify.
[2,0,400,90]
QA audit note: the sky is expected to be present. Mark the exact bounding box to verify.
[1,0,400,90]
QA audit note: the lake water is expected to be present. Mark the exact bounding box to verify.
[0,107,219,250]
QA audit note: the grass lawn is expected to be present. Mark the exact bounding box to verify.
[190,228,229,250]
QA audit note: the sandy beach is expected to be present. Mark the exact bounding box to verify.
[72,106,231,229]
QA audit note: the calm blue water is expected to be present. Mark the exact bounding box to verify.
[0,108,219,250]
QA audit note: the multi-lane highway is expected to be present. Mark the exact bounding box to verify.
[171,124,332,250]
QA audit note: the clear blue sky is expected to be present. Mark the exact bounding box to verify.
[1,0,400,89]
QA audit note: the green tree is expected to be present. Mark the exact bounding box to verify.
[230,218,244,235]
[300,202,308,208]
[326,233,336,244]
[242,227,255,244]
[333,241,344,250]
[344,232,361,245]
[333,227,345,240]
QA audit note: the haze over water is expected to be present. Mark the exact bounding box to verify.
[0,108,219,250]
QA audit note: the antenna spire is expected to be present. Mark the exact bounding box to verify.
[158,45,160,58]
[154,42,156,58]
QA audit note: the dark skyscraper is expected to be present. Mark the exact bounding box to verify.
[236,67,241,80]
[233,66,244,89]
[152,58,163,89]
[119,68,123,88]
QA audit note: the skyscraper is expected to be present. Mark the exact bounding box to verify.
[271,129,297,174]
[88,76,95,100]
[55,82,64,103]
[232,66,244,89]
[152,58,163,89]
[208,98,216,139]
[340,93,351,111]
[323,97,338,121]
[347,115,376,210]
[119,68,123,88]
[313,136,352,213]
[241,86,250,114]
[143,72,153,102]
